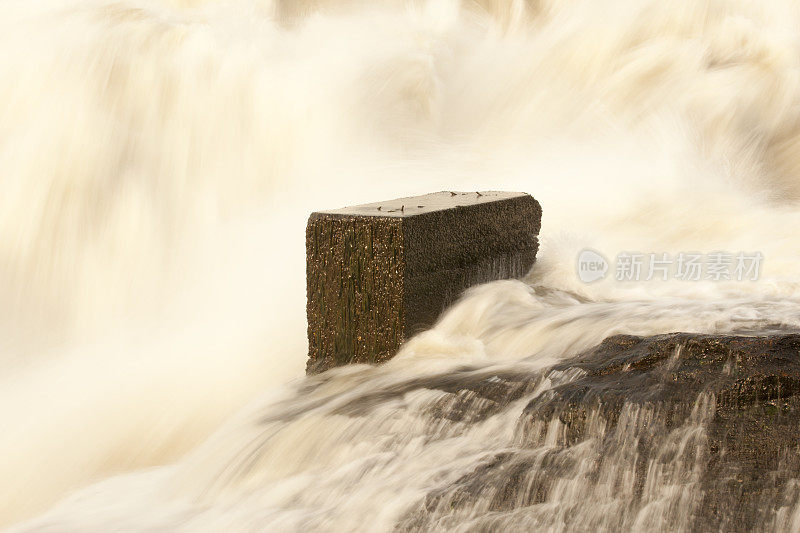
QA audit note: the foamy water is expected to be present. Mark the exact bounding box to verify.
[3,0,800,529]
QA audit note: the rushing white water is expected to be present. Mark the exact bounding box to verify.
[4,0,800,529]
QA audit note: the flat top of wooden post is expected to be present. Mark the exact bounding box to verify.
[315,191,531,218]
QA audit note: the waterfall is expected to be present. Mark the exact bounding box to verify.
[3,0,800,529]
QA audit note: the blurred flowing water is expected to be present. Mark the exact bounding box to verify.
[4,0,800,530]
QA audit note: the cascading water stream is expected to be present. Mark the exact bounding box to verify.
[4,0,800,530]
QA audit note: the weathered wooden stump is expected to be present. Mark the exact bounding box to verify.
[306,191,541,373]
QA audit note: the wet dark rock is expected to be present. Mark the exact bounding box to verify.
[306,191,541,373]
[527,332,800,532]
[399,333,800,532]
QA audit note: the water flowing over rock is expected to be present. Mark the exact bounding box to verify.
[398,333,800,531]
[8,0,800,529]
[21,332,800,531]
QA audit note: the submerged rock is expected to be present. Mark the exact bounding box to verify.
[526,333,800,531]
[400,333,800,532]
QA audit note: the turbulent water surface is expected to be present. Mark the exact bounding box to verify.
[4,0,800,530]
